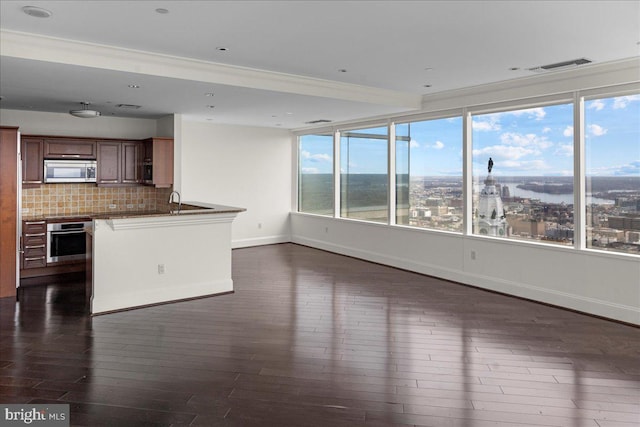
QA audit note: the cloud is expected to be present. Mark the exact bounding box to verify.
[563,126,573,137]
[500,159,549,170]
[555,143,573,157]
[587,99,605,111]
[499,132,553,150]
[409,139,420,148]
[542,127,552,134]
[473,145,536,160]
[508,107,546,120]
[612,94,640,109]
[589,160,640,176]
[587,124,607,137]
[472,115,501,132]
[300,150,331,163]
[301,167,319,174]
[431,141,444,150]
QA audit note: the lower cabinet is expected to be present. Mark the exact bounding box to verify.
[22,220,47,269]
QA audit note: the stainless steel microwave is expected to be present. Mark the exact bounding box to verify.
[43,160,97,183]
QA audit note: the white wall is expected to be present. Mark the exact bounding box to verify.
[0,109,158,139]
[179,120,292,247]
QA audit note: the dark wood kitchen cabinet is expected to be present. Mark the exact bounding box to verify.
[143,137,173,188]
[96,141,121,184]
[0,127,19,298]
[97,140,142,185]
[21,220,47,269]
[121,142,143,184]
[21,137,44,187]
[44,138,96,159]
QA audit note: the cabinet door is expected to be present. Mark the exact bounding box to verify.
[44,139,96,159]
[97,142,121,184]
[144,138,174,188]
[121,142,142,184]
[21,137,44,186]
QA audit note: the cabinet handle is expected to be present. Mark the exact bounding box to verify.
[26,221,45,225]
[25,233,46,237]
[60,154,81,158]
[25,244,45,249]
[24,257,45,261]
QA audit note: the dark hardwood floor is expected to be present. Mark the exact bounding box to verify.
[1,243,639,426]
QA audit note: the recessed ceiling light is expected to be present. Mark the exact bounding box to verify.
[424,67,434,71]
[216,47,229,52]
[128,84,140,88]
[207,105,215,109]
[22,6,52,18]
[423,84,432,88]
[155,8,169,14]
[338,69,347,73]
[509,67,520,71]
[204,92,215,97]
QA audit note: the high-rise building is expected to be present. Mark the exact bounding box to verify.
[474,162,509,237]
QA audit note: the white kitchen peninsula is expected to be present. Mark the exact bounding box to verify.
[89,202,245,315]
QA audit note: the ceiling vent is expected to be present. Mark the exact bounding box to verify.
[305,119,332,124]
[116,104,142,109]
[528,58,592,73]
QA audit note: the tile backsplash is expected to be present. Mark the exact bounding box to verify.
[22,184,173,217]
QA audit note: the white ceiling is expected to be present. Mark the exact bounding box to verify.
[1,0,639,129]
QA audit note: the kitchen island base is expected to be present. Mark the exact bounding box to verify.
[90,209,243,315]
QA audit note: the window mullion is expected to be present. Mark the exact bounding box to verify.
[388,121,396,225]
[574,94,585,250]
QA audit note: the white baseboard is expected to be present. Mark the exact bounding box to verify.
[232,234,291,249]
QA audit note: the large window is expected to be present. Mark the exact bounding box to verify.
[296,90,638,258]
[340,126,388,223]
[298,134,334,215]
[472,103,574,245]
[396,117,463,231]
[585,94,640,255]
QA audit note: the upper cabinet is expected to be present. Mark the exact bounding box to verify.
[143,138,173,188]
[21,137,44,187]
[44,138,96,159]
[21,134,173,188]
[96,140,143,186]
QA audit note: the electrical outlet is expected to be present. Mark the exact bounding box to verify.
[258,223,262,229]
[108,204,117,209]
[471,250,477,260]
[126,204,134,209]
[158,264,165,274]
[325,227,329,233]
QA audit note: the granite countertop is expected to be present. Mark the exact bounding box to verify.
[23,201,246,222]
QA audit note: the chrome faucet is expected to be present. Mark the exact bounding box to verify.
[168,190,181,214]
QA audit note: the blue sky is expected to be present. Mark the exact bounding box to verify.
[299,94,640,177]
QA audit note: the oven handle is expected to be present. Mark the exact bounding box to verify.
[50,230,86,235]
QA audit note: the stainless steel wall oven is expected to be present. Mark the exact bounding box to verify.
[47,221,91,263]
